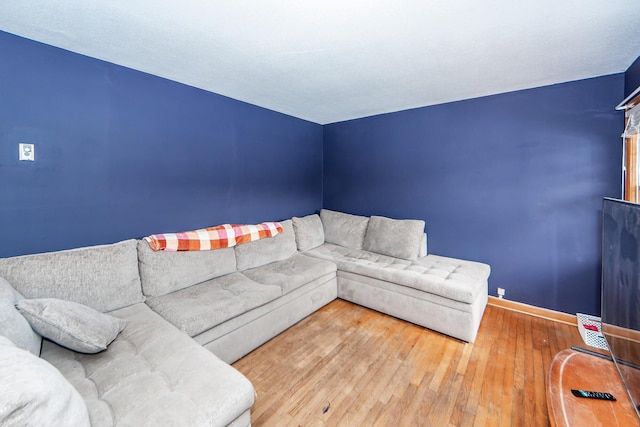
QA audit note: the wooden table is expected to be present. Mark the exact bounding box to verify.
[547,349,640,427]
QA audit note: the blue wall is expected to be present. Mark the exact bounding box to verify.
[324,75,624,315]
[625,55,640,98]
[0,29,630,316]
[0,31,323,257]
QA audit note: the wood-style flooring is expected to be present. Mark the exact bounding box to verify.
[232,299,586,426]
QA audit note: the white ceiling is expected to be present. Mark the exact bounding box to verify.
[1,1,640,124]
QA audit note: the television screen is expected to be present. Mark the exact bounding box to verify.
[601,197,640,417]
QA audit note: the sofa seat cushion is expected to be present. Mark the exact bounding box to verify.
[145,272,281,337]
[40,303,255,427]
[306,244,490,304]
[240,253,337,295]
[338,271,476,313]
[305,243,410,270]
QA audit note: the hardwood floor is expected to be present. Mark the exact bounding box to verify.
[232,299,586,426]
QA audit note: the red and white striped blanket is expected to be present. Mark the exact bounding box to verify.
[145,222,284,251]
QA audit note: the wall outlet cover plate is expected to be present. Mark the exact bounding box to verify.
[19,143,34,161]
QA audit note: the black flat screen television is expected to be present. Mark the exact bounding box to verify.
[601,197,640,417]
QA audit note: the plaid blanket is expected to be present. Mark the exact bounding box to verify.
[145,222,284,251]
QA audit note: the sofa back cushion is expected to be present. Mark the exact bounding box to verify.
[320,209,369,249]
[419,233,428,257]
[363,216,426,261]
[235,220,297,270]
[0,277,42,356]
[0,240,143,313]
[137,241,237,297]
[292,214,325,251]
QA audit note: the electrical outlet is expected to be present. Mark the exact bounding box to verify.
[497,287,505,299]
[19,143,34,161]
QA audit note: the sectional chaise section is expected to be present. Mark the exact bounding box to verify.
[299,210,490,343]
[0,209,490,426]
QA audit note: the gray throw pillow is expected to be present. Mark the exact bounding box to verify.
[292,214,325,251]
[319,209,369,249]
[363,215,426,261]
[0,336,90,427]
[0,277,42,355]
[17,298,126,354]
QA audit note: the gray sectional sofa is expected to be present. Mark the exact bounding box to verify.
[0,209,490,426]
